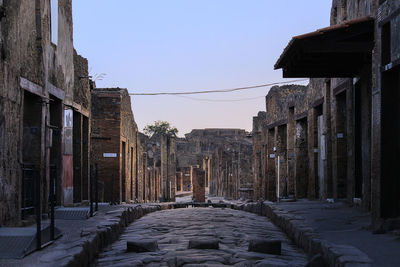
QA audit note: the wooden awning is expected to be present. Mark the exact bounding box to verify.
[274,17,374,78]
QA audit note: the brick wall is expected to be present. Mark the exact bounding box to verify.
[91,88,139,203]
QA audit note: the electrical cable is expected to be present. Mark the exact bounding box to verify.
[175,94,265,102]
[129,79,308,96]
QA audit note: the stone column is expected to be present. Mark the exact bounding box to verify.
[287,107,296,197]
[295,119,308,198]
[160,135,168,202]
[346,85,355,204]
[193,168,206,202]
[276,125,287,199]
[266,128,276,201]
[323,81,333,199]
[308,109,318,199]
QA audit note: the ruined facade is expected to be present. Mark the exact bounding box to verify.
[176,129,253,200]
[262,0,400,229]
[91,88,139,203]
[139,133,177,202]
[0,0,90,226]
[253,85,308,201]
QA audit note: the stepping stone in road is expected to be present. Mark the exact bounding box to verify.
[188,239,220,249]
[126,240,159,252]
[248,239,281,255]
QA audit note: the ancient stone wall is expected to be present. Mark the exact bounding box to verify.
[260,0,400,228]
[73,51,90,109]
[192,168,205,202]
[91,88,139,204]
[140,133,176,202]
[0,0,88,226]
[177,128,253,200]
[209,141,253,200]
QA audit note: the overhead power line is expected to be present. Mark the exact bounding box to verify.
[176,94,265,102]
[129,79,308,96]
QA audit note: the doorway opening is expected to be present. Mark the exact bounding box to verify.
[381,65,400,218]
[73,111,82,203]
[22,91,42,218]
[49,96,62,205]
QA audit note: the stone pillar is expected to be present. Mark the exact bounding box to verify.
[276,125,287,199]
[371,8,381,227]
[160,135,168,202]
[266,128,276,201]
[193,168,206,202]
[295,119,308,198]
[308,109,318,199]
[253,136,262,200]
[287,107,295,197]
[346,85,355,204]
[168,137,176,202]
[63,108,74,205]
[323,81,333,199]
[190,165,196,192]
[332,88,348,200]
[261,143,267,200]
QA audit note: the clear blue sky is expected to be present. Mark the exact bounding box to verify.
[73,0,332,136]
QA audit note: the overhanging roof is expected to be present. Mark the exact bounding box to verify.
[274,17,375,78]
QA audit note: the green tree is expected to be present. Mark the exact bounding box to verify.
[143,120,178,137]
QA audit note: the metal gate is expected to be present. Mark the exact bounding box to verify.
[21,164,39,218]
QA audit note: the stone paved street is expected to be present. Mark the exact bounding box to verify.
[95,207,308,266]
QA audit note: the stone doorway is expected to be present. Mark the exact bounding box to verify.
[381,65,400,218]
[49,95,62,205]
[22,91,42,218]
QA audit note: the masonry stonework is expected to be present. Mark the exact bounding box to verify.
[91,88,138,204]
[267,0,400,230]
[0,0,90,226]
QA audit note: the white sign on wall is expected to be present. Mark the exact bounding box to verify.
[103,153,117,158]
[64,109,73,128]
[321,135,326,160]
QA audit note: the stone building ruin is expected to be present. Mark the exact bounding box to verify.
[0,0,91,226]
[255,0,400,230]
[176,129,254,200]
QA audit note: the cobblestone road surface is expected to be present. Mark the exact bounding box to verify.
[96,207,308,266]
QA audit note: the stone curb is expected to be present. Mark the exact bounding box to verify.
[230,201,373,267]
[39,203,171,267]
[37,201,373,267]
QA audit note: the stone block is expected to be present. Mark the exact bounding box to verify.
[248,239,281,255]
[305,254,326,267]
[126,240,159,252]
[188,239,220,249]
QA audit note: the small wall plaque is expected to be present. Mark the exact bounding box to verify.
[270,154,275,159]
[337,133,344,139]
[103,153,117,158]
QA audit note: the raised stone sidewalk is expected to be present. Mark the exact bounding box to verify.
[224,199,400,267]
[0,203,171,267]
[2,198,395,267]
